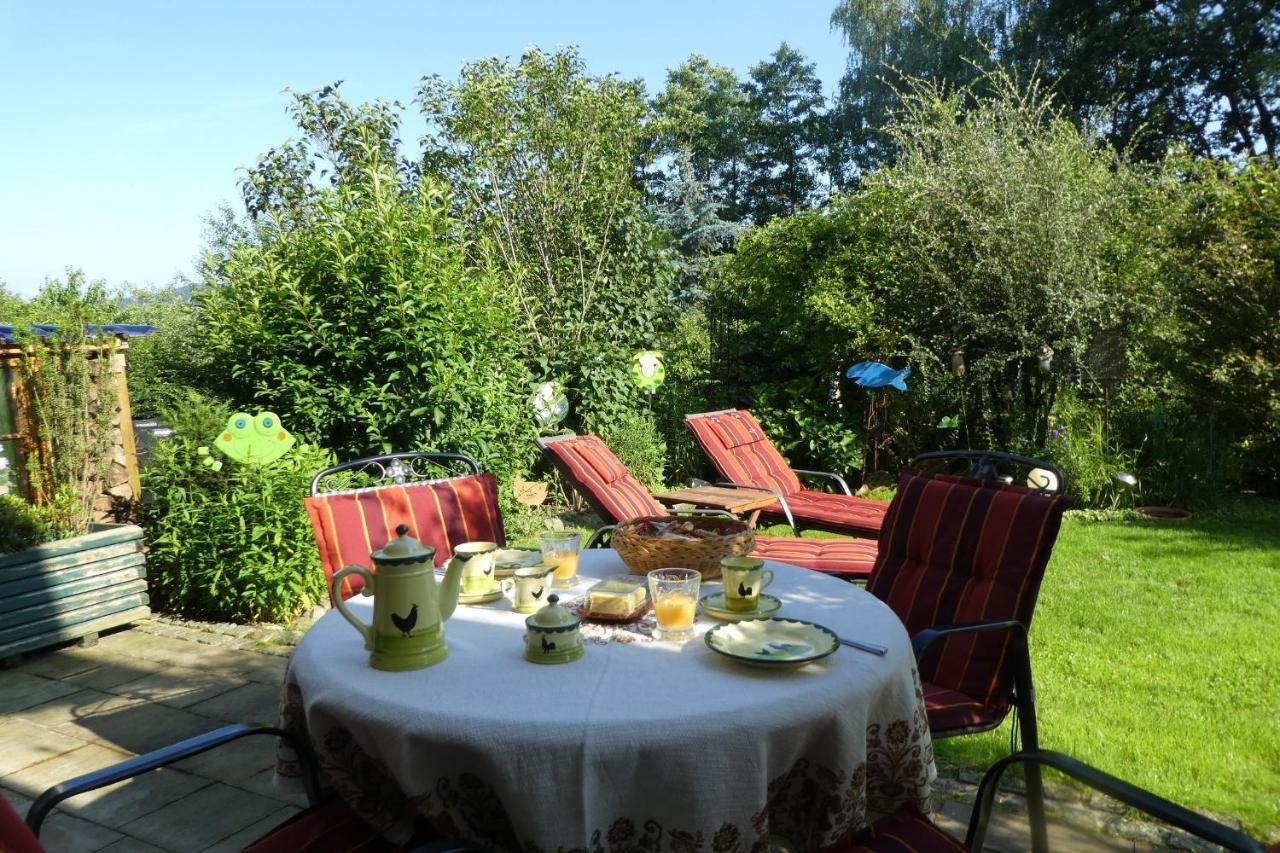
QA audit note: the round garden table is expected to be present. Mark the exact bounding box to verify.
[278,549,935,852]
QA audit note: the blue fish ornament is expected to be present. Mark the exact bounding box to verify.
[846,361,911,392]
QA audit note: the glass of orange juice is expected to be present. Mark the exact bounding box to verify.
[539,530,582,588]
[647,568,701,641]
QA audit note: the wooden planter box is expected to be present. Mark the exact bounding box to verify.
[0,523,150,660]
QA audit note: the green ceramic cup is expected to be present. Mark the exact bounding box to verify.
[720,556,774,612]
[502,565,555,613]
[452,541,498,595]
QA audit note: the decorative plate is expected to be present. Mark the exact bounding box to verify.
[699,592,782,622]
[458,588,504,605]
[493,548,543,577]
[704,618,839,668]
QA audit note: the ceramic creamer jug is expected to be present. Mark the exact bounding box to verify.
[330,524,462,671]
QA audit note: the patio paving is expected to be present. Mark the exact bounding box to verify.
[0,618,1231,852]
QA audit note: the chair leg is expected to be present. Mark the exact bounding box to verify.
[1012,639,1049,853]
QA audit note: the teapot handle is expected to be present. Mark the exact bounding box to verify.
[331,565,376,648]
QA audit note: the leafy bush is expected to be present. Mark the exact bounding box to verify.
[140,393,331,622]
[750,378,865,480]
[199,88,534,481]
[0,495,50,554]
[597,410,667,491]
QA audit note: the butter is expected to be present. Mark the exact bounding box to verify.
[587,577,648,615]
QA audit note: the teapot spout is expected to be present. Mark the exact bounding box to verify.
[438,556,463,622]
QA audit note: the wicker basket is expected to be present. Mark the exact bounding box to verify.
[611,516,755,580]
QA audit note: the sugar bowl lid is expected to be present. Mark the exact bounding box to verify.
[525,594,581,630]
[372,524,435,565]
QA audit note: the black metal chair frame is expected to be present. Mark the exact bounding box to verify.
[910,449,1067,495]
[965,750,1265,852]
[310,451,481,497]
[26,724,322,837]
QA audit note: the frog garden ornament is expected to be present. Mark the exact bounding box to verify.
[330,525,463,671]
[215,412,295,466]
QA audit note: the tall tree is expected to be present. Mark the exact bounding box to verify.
[650,149,744,302]
[651,56,752,218]
[742,43,830,224]
[829,0,1007,180]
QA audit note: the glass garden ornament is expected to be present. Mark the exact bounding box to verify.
[530,381,569,426]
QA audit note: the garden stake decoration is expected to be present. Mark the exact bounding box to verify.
[213,412,295,466]
[630,350,665,393]
[531,381,569,427]
[847,360,911,475]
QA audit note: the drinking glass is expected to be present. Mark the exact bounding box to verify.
[647,568,701,641]
[539,530,583,588]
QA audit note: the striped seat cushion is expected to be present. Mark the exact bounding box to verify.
[752,536,878,580]
[541,435,665,522]
[775,490,889,538]
[867,467,1068,725]
[305,474,506,601]
[833,805,967,852]
[922,682,1002,732]
[684,410,803,496]
[243,797,433,853]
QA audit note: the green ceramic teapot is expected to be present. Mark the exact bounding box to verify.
[331,524,462,671]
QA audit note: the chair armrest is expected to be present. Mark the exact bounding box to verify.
[968,750,1265,853]
[909,619,1025,659]
[27,723,322,837]
[585,525,615,549]
[793,469,853,496]
[713,482,796,532]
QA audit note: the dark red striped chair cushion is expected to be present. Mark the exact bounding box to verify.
[831,805,967,852]
[867,468,1068,722]
[305,473,506,602]
[684,410,803,496]
[0,793,42,853]
[752,536,878,580]
[541,435,666,522]
[243,797,432,853]
[923,683,1002,732]
[779,490,889,538]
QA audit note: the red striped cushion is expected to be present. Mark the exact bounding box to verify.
[305,474,506,602]
[243,797,426,853]
[923,682,1002,732]
[831,805,966,852]
[684,410,803,496]
[752,536,878,580]
[867,468,1068,717]
[0,793,41,853]
[542,435,665,523]
[778,490,889,537]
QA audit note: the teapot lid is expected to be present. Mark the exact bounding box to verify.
[526,594,580,629]
[373,524,436,565]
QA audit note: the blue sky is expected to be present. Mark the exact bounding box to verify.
[0,1,849,297]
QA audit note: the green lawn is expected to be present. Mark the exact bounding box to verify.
[771,499,1280,836]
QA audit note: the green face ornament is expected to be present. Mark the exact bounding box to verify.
[214,412,295,466]
[630,350,665,392]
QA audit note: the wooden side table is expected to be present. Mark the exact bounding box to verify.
[653,485,777,528]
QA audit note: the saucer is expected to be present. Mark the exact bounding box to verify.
[704,617,838,668]
[458,588,503,605]
[493,548,543,577]
[699,592,782,621]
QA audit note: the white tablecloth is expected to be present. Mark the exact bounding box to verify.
[278,550,935,852]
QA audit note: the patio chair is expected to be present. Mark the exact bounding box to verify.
[306,452,505,603]
[537,433,879,580]
[865,451,1071,852]
[836,749,1265,852]
[5,723,445,852]
[683,409,889,537]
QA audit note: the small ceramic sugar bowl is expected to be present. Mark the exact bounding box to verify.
[523,594,584,664]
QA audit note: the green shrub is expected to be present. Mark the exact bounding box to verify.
[140,394,331,623]
[597,410,667,490]
[0,495,50,554]
[199,88,534,482]
[750,378,865,480]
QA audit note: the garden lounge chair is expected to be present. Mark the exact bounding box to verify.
[305,452,504,602]
[683,408,889,537]
[835,749,1265,852]
[537,432,879,580]
[865,451,1071,852]
[6,723,450,852]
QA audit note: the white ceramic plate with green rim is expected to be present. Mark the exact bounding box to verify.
[704,618,839,668]
[699,591,782,622]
